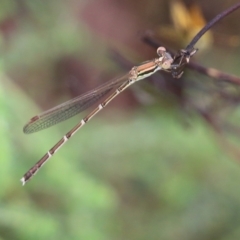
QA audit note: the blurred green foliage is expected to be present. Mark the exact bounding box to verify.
[2,72,240,239]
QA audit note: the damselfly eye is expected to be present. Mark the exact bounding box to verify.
[157,46,166,56]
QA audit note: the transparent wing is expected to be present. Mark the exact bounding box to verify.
[23,74,129,134]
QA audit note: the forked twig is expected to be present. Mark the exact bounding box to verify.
[142,33,240,84]
[186,2,240,52]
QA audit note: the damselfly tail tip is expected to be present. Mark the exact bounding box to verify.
[20,177,26,186]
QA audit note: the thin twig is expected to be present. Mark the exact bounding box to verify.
[189,62,240,85]
[142,33,240,85]
[186,2,240,51]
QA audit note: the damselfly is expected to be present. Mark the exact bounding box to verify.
[21,46,196,185]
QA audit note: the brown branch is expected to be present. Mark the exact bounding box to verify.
[186,2,240,51]
[142,33,240,85]
[189,62,240,85]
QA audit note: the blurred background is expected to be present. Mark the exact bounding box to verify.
[1,0,240,239]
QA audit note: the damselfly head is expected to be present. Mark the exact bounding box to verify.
[157,46,174,70]
[157,46,166,56]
